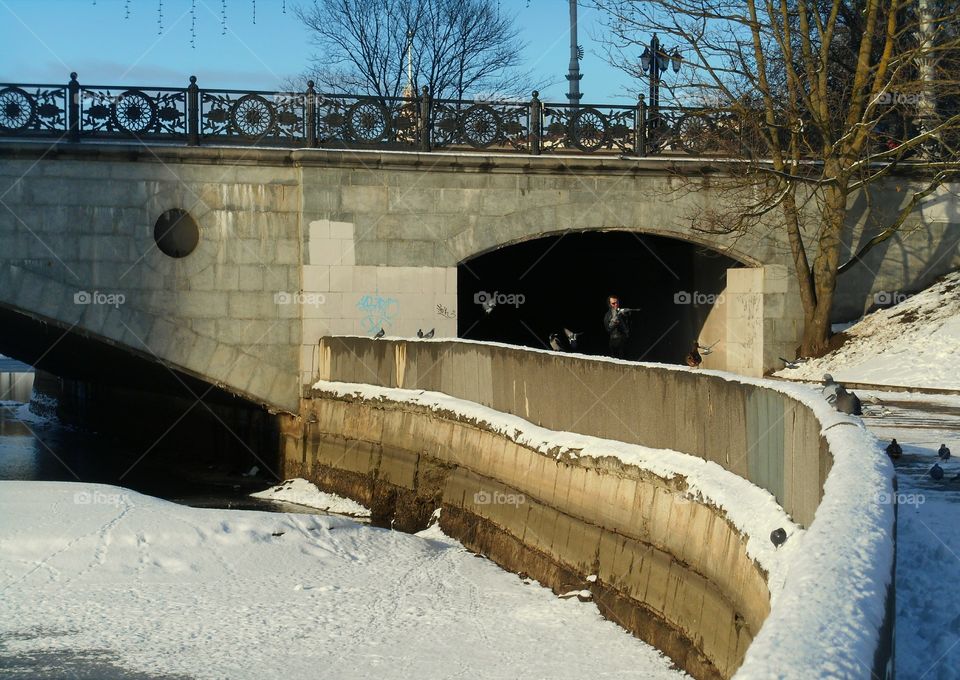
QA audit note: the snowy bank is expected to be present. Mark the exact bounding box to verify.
[0,481,684,680]
[777,270,960,390]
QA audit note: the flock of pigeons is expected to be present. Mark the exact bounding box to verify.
[371,328,435,340]
[886,437,958,481]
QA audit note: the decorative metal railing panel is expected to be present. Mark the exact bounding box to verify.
[200,89,304,143]
[78,86,187,139]
[0,73,749,158]
[431,99,531,152]
[0,84,68,136]
[314,95,420,147]
[539,102,640,153]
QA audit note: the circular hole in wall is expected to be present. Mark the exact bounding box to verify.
[154,209,200,258]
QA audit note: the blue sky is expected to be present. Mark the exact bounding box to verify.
[0,0,641,102]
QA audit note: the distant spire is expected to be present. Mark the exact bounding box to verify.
[566,0,583,106]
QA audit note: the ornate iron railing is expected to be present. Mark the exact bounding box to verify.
[0,73,739,156]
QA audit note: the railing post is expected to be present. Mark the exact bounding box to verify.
[305,80,317,148]
[529,90,542,155]
[187,75,199,146]
[67,72,80,143]
[419,86,431,152]
[635,94,646,156]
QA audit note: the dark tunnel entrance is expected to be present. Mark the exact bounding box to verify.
[458,231,745,363]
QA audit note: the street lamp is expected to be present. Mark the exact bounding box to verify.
[640,33,681,130]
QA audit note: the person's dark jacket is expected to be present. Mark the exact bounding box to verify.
[603,305,629,342]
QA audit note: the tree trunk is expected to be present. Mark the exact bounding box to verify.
[800,179,849,356]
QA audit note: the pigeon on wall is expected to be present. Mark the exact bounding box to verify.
[770,528,787,548]
[373,328,385,339]
[939,444,951,460]
[549,334,563,352]
[422,328,434,338]
[931,463,944,480]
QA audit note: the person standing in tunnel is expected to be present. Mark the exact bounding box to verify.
[603,295,630,359]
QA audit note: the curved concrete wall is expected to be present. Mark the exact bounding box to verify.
[287,389,768,679]
[284,337,894,679]
[313,336,829,526]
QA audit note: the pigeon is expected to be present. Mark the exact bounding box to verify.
[770,528,787,548]
[417,329,424,338]
[698,340,719,356]
[939,444,951,460]
[563,328,584,350]
[481,296,497,315]
[931,463,944,480]
[835,389,863,416]
[821,374,842,404]
[885,439,902,459]
[422,328,434,339]
[548,333,563,352]
[373,328,385,339]
[779,356,804,369]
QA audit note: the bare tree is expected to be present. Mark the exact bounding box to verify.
[592,0,960,355]
[295,0,536,100]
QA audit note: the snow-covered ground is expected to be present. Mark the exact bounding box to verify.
[856,390,960,680]
[252,478,371,517]
[0,481,685,680]
[776,271,960,389]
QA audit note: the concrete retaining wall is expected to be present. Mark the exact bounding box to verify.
[285,390,769,679]
[314,336,830,527]
[292,336,894,679]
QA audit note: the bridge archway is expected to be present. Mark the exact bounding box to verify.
[457,230,747,364]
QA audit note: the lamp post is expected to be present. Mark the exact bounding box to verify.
[640,33,681,131]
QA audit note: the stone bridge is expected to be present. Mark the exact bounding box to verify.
[0,140,956,412]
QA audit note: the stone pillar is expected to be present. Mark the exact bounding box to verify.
[723,265,802,377]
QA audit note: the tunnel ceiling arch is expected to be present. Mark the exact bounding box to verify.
[458,230,745,364]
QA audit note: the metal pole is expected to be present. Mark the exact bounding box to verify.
[418,86,431,152]
[305,80,316,148]
[530,90,542,155]
[187,75,200,146]
[566,0,582,107]
[635,94,646,156]
[68,72,80,143]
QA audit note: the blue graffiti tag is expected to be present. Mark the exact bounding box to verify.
[356,294,400,334]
